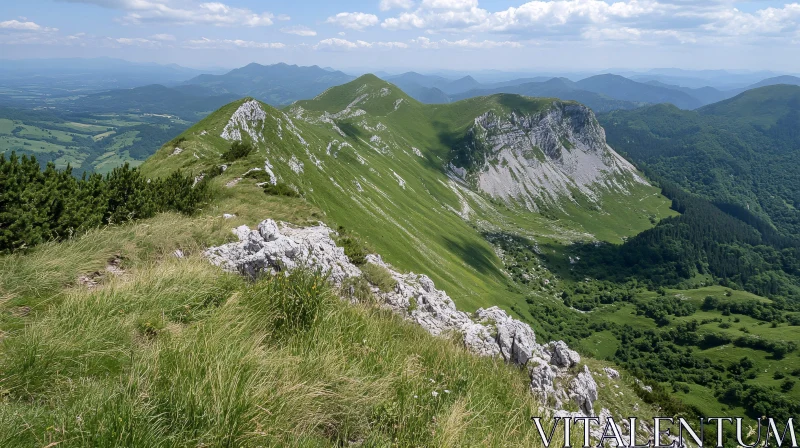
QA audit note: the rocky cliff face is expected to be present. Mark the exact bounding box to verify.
[449,103,646,210]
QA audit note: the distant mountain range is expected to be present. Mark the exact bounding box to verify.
[180,63,355,106]
[0,57,211,95]
[378,70,800,112]
[3,58,800,121]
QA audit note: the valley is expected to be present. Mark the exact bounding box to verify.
[0,107,190,173]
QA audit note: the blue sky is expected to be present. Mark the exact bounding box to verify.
[1,0,799,72]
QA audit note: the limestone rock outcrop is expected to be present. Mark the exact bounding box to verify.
[449,104,646,211]
[205,219,600,417]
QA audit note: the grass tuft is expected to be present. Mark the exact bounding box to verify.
[361,263,397,293]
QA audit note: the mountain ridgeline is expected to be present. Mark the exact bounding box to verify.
[182,63,356,106]
[382,71,800,112]
[143,74,665,312]
[139,73,800,421]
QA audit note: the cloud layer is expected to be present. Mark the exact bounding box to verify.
[57,0,276,26]
[4,0,800,69]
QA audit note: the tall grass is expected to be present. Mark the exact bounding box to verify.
[0,226,549,446]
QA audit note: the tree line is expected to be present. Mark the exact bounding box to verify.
[0,152,210,253]
[573,180,800,302]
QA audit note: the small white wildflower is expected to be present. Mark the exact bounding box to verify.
[414,395,418,399]
[431,391,438,397]
[429,378,435,383]
[444,390,451,394]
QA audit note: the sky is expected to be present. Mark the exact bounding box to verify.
[1,0,799,72]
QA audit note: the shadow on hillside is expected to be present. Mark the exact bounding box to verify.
[336,120,363,140]
[442,236,497,275]
[422,120,465,173]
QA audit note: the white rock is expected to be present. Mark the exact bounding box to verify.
[548,340,581,367]
[569,365,598,416]
[603,367,620,379]
[451,106,647,211]
[205,219,360,285]
[221,100,267,143]
[223,213,236,219]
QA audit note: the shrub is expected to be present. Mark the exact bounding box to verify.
[0,154,210,253]
[221,141,253,162]
[336,227,370,265]
[205,165,226,179]
[244,169,271,183]
[263,182,300,198]
[361,263,396,293]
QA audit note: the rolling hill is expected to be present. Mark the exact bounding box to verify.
[574,74,704,109]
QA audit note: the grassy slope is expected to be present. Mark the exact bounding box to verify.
[141,75,672,313]
[0,182,659,446]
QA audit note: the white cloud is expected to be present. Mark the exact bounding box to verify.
[0,20,58,32]
[581,26,697,44]
[420,0,478,10]
[115,37,160,46]
[314,37,409,50]
[382,0,669,32]
[412,36,522,48]
[57,0,277,27]
[184,37,285,49]
[378,0,800,45]
[314,37,366,50]
[281,25,317,36]
[701,4,800,37]
[150,33,176,41]
[380,0,415,11]
[276,14,291,21]
[376,41,410,48]
[382,9,489,30]
[325,12,379,30]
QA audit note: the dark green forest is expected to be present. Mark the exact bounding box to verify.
[572,181,800,302]
[599,84,800,237]
[0,152,210,253]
